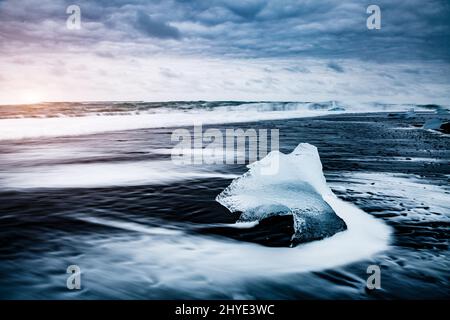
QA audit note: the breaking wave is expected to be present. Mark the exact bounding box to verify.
[0,101,447,140]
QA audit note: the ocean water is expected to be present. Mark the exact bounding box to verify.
[0,101,448,299]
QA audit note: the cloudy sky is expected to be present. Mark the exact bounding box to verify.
[0,0,449,104]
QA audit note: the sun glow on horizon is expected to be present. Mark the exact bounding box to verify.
[14,90,46,105]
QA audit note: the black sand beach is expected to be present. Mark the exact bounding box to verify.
[0,110,448,299]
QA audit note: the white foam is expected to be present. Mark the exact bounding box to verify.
[328,171,450,220]
[0,102,437,140]
[0,145,107,162]
[0,109,321,140]
[79,197,390,292]
[0,160,238,189]
[177,144,391,277]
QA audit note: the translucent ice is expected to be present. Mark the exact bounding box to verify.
[216,143,347,244]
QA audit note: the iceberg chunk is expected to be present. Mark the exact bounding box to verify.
[216,143,347,244]
[422,118,443,130]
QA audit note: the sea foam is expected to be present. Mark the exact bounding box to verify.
[0,101,443,140]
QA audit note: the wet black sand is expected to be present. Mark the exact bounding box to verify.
[0,111,448,299]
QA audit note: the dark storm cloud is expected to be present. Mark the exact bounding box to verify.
[327,62,344,73]
[283,66,311,73]
[135,12,181,39]
[0,0,449,61]
[223,0,268,19]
